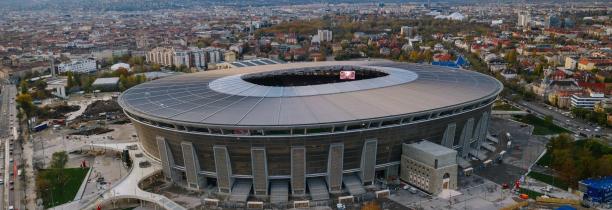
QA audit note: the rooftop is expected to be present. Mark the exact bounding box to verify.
[92,77,120,85]
[118,61,502,127]
[406,140,457,156]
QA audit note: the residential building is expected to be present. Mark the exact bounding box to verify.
[571,91,606,109]
[173,50,191,68]
[146,47,207,69]
[229,44,244,54]
[189,48,207,70]
[146,47,175,66]
[205,48,223,64]
[578,58,612,71]
[565,56,579,70]
[518,12,530,28]
[224,51,237,63]
[532,79,581,98]
[400,26,414,37]
[317,29,333,42]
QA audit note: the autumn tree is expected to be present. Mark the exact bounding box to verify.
[505,49,519,67]
[16,93,35,118]
[151,63,161,71]
[113,67,129,77]
[422,50,433,63]
[19,79,28,94]
[66,72,74,88]
[50,151,68,169]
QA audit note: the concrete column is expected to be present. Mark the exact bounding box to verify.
[291,146,306,196]
[475,112,489,147]
[327,143,344,193]
[181,141,205,189]
[441,123,457,148]
[156,136,176,181]
[213,145,233,193]
[459,118,474,158]
[251,147,268,196]
[360,139,377,185]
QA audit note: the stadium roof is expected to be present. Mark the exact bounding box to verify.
[228,58,283,68]
[118,61,502,127]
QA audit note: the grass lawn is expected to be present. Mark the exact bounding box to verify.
[493,102,521,111]
[527,171,569,190]
[518,187,544,198]
[536,151,552,166]
[38,167,89,208]
[514,114,571,135]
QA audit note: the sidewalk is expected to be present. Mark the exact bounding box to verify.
[522,177,579,200]
[23,137,38,210]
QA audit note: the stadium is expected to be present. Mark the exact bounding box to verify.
[118,61,502,202]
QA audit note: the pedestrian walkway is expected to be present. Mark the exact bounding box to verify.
[23,137,38,210]
[51,142,186,210]
[343,174,366,195]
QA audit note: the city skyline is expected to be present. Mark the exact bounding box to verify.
[0,1,610,209]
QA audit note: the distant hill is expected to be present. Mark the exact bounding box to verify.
[0,0,454,11]
[0,0,601,11]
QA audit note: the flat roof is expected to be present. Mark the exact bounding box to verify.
[406,140,456,156]
[92,77,120,85]
[118,61,502,127]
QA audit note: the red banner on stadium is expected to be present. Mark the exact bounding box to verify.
[340,71,355,80]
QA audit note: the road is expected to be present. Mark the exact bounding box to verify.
[1,83,20,210]
[506,99,612,140]
[455,46,611,141]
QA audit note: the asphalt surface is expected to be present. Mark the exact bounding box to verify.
[1,83,20,210]
[506,99,611,140]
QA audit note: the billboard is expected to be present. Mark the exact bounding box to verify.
[340,71,355,80]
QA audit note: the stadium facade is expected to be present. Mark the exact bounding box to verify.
[118,61,502,199]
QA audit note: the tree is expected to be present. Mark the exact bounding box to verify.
[544,115,554,124]
[113,67,129,77]
[80,75,94,93]
[178,64,188,73]
[422,50,433,63]
[151,63,161,71]
[66,72,74,88]
[128,56,144,66]
[408,50,421,62]
[34,80,47,91]
[534,63,545,76]
[132,65,144,73]
[50,151,68,169]
[19,80,28,94]
[505,49,518,67]
[16,93,35,118]
[548,133,573,151]
[595,155,612,177]
[35,173,50,194]
[119,74,128,92]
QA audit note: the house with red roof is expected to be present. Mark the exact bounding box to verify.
[578,57,612,71]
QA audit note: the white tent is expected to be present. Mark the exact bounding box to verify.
[111,62,131,71]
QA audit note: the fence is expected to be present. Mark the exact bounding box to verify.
[214,191,378,209]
